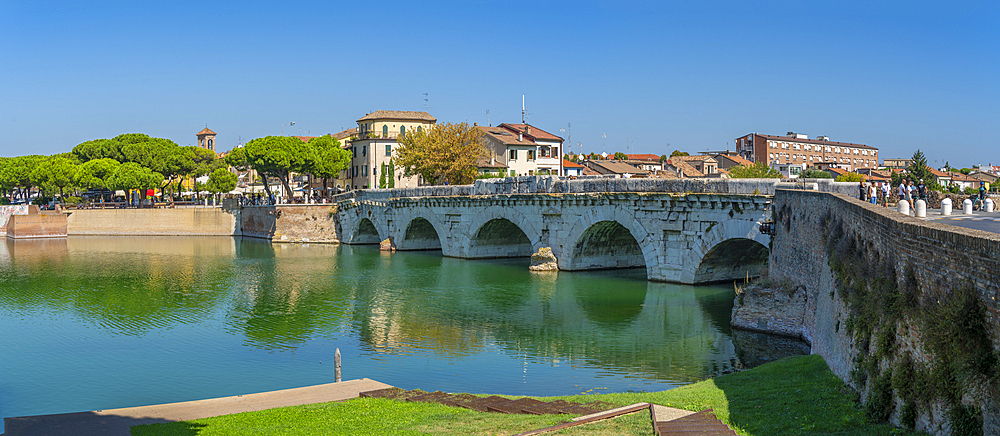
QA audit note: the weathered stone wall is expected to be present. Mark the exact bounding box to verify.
[6,213,67,239]
[66,208,239,236]
[241,205,339,243]
[740,188,1000,435]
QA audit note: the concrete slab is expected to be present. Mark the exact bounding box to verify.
[650,403,696,422]
[3,378,393,436]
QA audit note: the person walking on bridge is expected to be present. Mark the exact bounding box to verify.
[881,182,890,207]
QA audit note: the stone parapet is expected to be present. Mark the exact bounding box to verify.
[329,176,858,203]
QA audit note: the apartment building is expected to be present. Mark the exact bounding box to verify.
[477,123,564,176]
[734,132,879,171]
[347,110,435,189]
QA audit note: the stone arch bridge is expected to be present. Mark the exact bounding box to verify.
[336,192,772,284]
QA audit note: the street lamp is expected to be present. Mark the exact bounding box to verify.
[282,121,296,136]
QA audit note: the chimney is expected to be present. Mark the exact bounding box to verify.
[519,132,523,141]
[526,125,531,135]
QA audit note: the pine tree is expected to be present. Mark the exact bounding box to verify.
[379,164,387,189]
[907,149,931,183]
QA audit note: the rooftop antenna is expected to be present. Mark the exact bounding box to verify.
[485,109,490,127]
[522,95,526,124]
[422,93,429,111]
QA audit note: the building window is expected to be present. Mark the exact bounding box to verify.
[362,145,367,156]
[208,139,213,149]
[363,165,368,177]
[385,144,391,156]
[509,149,517,160]
[527,150,535,160]
[417,126,423,133]
[382,125,388,137]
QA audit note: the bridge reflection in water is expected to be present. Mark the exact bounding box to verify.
[0,236,804,431]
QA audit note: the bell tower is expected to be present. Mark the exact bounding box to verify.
[197,127,217,152]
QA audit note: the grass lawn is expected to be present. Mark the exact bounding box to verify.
[132,355,927,436]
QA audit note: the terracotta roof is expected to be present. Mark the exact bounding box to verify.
[950,172,978,182]
[651,169,681,179]
[476,155,508,169]
[197,127,216,136]
[668,159,705,178]
[758,134,876,150]
[497,123,563,142]
[673,155,717,163]
[581,166,602,176]
[333,128,357,140]
[562,159,583,168]
[477,126,537,146]
[626,153,661,161]
[583,160,651,176]
[357,110,436,123]
[714,153,753,167]
[927,166,951,178]
[826,168,848,176]
[291,135,317,143]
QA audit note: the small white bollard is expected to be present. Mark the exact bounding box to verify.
[964,199,974,214]
[898,200,910,216]
[914,199,926,217]
[941,198,952,216]
[987,198,995,213]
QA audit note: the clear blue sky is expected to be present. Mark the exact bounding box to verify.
[1,1,996,168]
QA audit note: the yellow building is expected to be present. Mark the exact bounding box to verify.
[346,110,436,190]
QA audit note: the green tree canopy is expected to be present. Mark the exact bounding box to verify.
[907,149,931,183]
[238,136,314,200]
[107,162,164,201]
[670,150,690,157]
[30,156,78,199]
[75,158,121,201]
[395,122,487,186]
[835,172,865,183]
[613,152,628,160]
[1,155,45,200]
[305,135,350,194]
[73,139,124,162]
[205,168,237,195]
[800,169,833,179]
[728,162,781,178]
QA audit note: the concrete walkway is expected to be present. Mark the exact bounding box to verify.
[3,378,393,436]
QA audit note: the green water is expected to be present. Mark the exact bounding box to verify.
[0,236,791,430]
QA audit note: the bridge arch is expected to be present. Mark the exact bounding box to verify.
[399,216,443,251]
[460,206,539,259]
[565,221,645,270]
[467,218,533,258]
[560,208,659,278]
[677,216,771,284]
[692,237,768,284]
[349,217,383,244]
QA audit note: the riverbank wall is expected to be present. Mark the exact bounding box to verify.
[66,208,240,236]
[733,188,1000,435]
[240,205,339,243]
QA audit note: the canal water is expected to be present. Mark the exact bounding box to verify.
[0,236,805,430]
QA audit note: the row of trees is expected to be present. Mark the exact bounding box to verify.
[0,133,240,205]
[225,135,351,200]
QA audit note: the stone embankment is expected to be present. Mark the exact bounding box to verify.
[734,188,1000,435]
